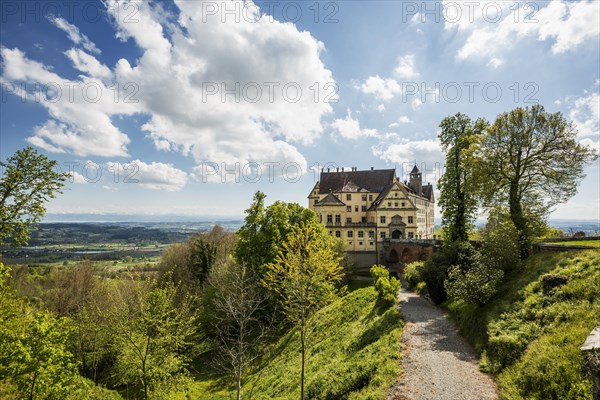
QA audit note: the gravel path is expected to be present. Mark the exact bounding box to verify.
[387,283,499,400]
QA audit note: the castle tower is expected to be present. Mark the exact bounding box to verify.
[410,165,422,195]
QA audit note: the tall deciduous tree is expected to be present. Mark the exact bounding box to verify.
[477,105,597,258]
[263,222,344,400]
[438,113,487,242]
[208,262,270,400]
[0,147,67,246]
[109,277,196,400]
[235,191,316,277]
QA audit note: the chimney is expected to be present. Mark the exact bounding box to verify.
[327,168,330,172]
[336,167,338,172]
[371,167,374,171]
[342,167,344,172]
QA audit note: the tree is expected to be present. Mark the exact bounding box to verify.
[477,105,597,258]
[0,263,80,399]
[0,147,67,246]
[438,113,487,242]
[189,225,236,285]
[207,261,270,400]
[235,192,316,277]
[108,276,196,400]
[263,222,344,400]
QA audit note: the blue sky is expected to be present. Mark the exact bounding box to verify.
[1,0,599,220]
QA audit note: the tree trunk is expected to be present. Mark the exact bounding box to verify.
[509,183,529,260]
[300,316,306,400]
[29,371,37,400]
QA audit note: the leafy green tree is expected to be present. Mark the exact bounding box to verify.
[235,192,316,277]
[0,147,67,246]
[0,263,80,399]
[479,207,521,273]
[263,222,345,400]
[438,113,487,242]
[477,105,597,258]
[189,225,235,285]
[108,277,197,400]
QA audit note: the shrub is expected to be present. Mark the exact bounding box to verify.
[403,261,424,290]
[444,260,503,306]
[541,274,568,293]
[370,265,400,305]
[421,241,476,304]
[479,212,521,273]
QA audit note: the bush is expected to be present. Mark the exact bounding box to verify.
[403,261,424,290]
[479,212,521,273]
[370,265,400,305]
[444,260,503,306]
[421,241,476,304]
[541,274,568,293]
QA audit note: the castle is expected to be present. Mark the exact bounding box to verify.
[308,166,435,268]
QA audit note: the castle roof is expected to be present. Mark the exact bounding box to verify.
[411,165,420,174]
[318,169,396,194]
[314,192,345,206]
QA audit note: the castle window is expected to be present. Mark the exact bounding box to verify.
[346,206,351,212]
[361,205,367,212]
[380,216,386,224]
[362,194,367,201]
[358,231,364,238]
[369,194,373,201]
[388,202,391,207]
[314,199,318,204]
[355,206,359,212]
[408,216,414,224]
[402,202,405,207]
[359,242,363,246]
[335,231,341,238]
[327,214,333,223]
[370,242,374,246]
[319,214,322,223]
[346,194,352,201]
[380,231,386,238]
[395,192,398,197]
[408,232,414,238]
[346,217,352,223]
[368,231,374,238]
[347,231,353,238]
[361,217,367,223]
[335,214,341,223]
[395,202,398,207]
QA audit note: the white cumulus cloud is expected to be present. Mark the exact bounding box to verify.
[107,160,188,192]
[372,133,443,166]
[3,0,336,176]
[445,0,600,64]
[331,109,378,139]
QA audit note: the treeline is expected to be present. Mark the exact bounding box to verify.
[1,191,393,400]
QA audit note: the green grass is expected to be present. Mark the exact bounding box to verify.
[446,250,600,400]
[543,240,600,248]
[177,287,404,399]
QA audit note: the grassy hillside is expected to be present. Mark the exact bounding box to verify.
[178,287,403,399]
[447,250,600,400]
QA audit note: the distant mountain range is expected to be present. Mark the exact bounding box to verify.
[43,214,599,235]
